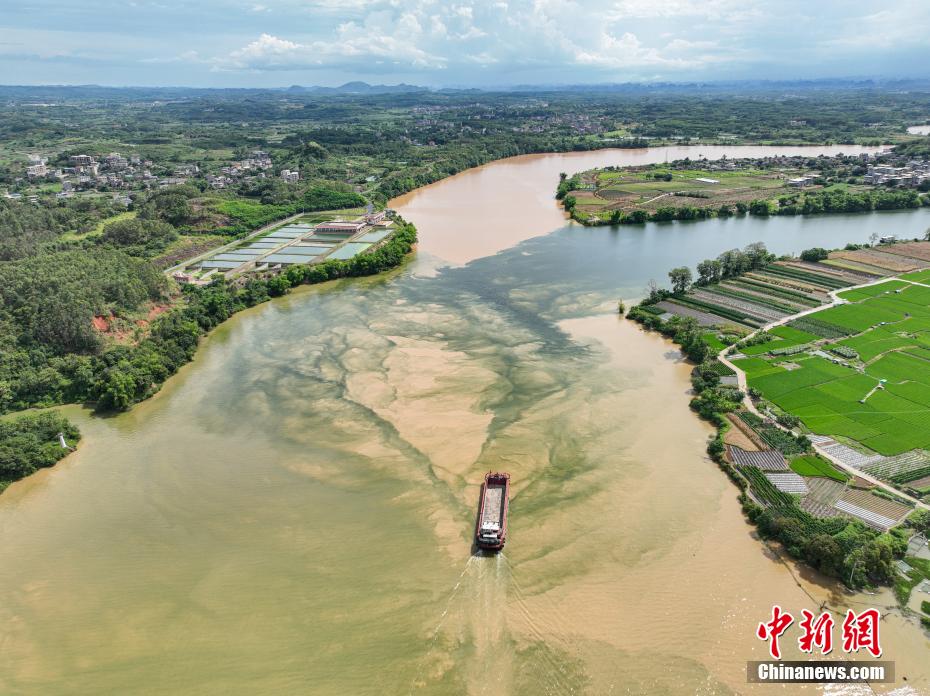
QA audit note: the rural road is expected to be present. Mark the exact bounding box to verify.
[717,273,930,512]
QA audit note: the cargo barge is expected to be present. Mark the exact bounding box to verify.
[475,472,510,551]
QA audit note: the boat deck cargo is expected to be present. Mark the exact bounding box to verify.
[475,472,510,551]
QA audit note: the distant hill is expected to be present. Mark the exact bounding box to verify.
[0,82,430,102]
[2,78,930,103]
[286,82,429,95]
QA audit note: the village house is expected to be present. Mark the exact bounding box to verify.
[25,163,48,179]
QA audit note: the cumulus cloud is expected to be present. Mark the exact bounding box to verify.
[217,31,446,71]
[5,0,930,85]
[212,0,745,77]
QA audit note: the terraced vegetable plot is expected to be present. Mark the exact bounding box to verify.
[861,450,930,481]
[658,260,855,329]
[833,249,924,273]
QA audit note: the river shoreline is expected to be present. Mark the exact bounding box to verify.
[3,144,929,694]
[567,201,929,227]
[625,242,930,618]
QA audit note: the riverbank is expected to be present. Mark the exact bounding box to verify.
[557,153,930,226]
[0,412,79,493]
[0,221,417,492]
[625,240,930,603]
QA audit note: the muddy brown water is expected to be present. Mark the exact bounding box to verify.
[1,145,929,694]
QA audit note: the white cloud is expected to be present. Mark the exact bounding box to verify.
[216,31,446,71]
[24,0,924,85]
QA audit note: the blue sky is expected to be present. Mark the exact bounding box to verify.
[1,0,928,87]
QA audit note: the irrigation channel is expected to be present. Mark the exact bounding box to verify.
[1,145,929,694]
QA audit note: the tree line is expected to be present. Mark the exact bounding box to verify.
[637,242,775,299]
[566,186,927,227]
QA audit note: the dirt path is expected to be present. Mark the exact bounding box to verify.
[717,274,930,511]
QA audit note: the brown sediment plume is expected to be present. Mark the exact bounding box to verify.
[1,145,926,696]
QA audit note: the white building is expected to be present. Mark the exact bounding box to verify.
[25,163,48,178]
[365,209,387,224]
[315,220,365,234]
[787,176,815,187]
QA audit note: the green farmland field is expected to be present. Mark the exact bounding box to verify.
[789,454,849,482]
[739,325,820,356]
[744,278,930,456]
[901,268,930,284]
[837,280,911,302]
[702,332,727,352]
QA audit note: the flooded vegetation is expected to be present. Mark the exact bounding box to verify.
[1,147,929,694]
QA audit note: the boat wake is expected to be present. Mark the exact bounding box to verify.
[408,554,479,694]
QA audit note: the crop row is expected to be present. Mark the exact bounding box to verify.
[787,261,875,285]
[788,317,854,339]
[889,465,930,485]
[770,344,809,356]
[711,285,803,313]
[692,288,787,321]
[765,264,850,290]
[748,271,830,296]
[741,466,795,506]
[729,278,823,307]
[707,359,736,376]
[673,296,761,326]
[657,301,732,327]
[862,452,926,478]
[829,345,858,359]
[742,466,854,532]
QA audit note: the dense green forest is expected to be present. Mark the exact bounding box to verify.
[0,193,416,487]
